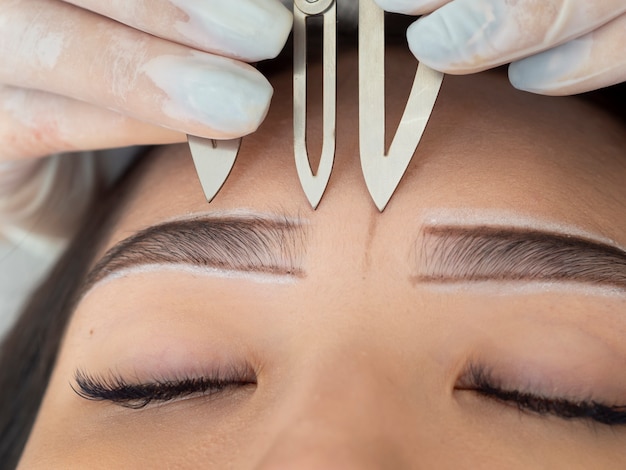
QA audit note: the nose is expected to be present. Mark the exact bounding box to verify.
[253,352,413,470]
[255,428,405,470]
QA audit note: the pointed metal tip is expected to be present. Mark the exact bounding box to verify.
[367,183,394,213]
[308,195,322,211]
[188,135,241,204]
[299,176,326,210]
[374,200,388,213]
[305,194,320,210]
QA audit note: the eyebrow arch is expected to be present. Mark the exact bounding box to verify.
[81,215,307,295]
[414,226,626,289]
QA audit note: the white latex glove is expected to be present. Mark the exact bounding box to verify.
[375,0,626,95]
[0,0,292,160]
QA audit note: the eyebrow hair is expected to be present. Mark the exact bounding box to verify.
[81,215,307,294]
[414,226,626,289]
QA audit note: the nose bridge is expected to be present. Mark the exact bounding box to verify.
[254,342,412,470]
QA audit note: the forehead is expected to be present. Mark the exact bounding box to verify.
[109,48,626,255]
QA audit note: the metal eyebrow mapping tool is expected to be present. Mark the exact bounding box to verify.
[359,0,444,211]
[189,0,443,210]
[293,0,337,209]
[187,0,337,207]
[187,136,240,204]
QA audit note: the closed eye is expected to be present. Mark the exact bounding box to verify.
[72,367,257,409]
[455,363,626,426]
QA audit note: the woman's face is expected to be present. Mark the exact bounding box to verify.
[20,48,626,468]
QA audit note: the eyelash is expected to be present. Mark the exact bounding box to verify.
[74,363,626,427]
[72,366,256,409]
[456,363,626,426]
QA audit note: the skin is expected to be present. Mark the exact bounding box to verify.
[19,47,626,468]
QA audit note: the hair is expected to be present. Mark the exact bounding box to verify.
[0,154,150,468]
[0,40,625,468]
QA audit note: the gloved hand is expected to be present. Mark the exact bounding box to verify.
[0,0,292,160]
[375,0,626,96]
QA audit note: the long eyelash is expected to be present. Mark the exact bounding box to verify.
[457,363,626,426]
[72,366,256,409]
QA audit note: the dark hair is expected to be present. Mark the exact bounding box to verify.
[0,153,149,468]
[0,34,303,467]
[0,70,624,470]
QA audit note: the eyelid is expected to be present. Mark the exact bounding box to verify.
[455,362,626,427]
[72,365,257,409]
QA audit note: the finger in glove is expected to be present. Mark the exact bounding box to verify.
[1,0,276,141]
[509,13,626,95]
[406,0,626,75]
[63,0,293,62]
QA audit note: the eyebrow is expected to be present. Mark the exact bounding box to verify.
[414,226,626,289]
[82,215,307,294]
